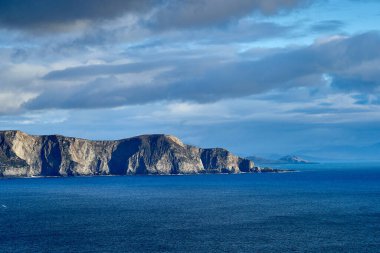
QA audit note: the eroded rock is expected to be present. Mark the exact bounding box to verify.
[0,130,255,177]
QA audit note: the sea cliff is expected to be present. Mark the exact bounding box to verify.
[0,130,263,177]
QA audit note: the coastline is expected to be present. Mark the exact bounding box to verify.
[0,168,296,179]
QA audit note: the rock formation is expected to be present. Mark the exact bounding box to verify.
[0,130,262,177]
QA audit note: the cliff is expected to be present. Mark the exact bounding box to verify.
[0,130,258,177]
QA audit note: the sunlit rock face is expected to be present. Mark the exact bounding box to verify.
[0,130,255,177]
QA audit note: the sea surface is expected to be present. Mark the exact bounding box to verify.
[1,163,380,253]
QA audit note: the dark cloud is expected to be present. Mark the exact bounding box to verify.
[0,0,155,31]
[0,0,312,32]
[310,20,345,32]
[151,0,312,30]
[24,32,380,110]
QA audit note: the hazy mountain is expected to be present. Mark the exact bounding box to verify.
[247,154,317,165]
[278,155,312,164]
[294,143,380,162]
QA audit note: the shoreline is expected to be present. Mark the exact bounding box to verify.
[0,169,296,179]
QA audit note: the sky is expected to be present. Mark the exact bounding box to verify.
[0,0,380,160]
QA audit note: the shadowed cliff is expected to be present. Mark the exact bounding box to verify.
[0,130,257,177]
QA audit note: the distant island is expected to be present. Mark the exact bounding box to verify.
[0,130,289,177]
[247,155,318,165]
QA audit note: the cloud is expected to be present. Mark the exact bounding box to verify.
[0,0,154,31]
[11,48,29,63]
[150,0,312,30]
[0,0,312,32]
[310,20,345,32]
[43,62,162,80]
[0,91,37,114]
[23,31,380,110]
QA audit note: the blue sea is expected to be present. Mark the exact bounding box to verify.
[1,163,380,253]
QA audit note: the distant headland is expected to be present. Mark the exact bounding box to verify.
[0,130,289,177]
[247,155,318,165]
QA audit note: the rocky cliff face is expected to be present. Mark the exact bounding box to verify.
[0,130,255,177]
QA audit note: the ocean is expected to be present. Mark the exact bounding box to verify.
[1,163,380,253]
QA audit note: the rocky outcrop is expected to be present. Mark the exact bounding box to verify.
[0,130,259,177]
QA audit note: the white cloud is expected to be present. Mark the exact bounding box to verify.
[0,91,37,113]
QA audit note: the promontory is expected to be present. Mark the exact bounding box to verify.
[0,130,280,177]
